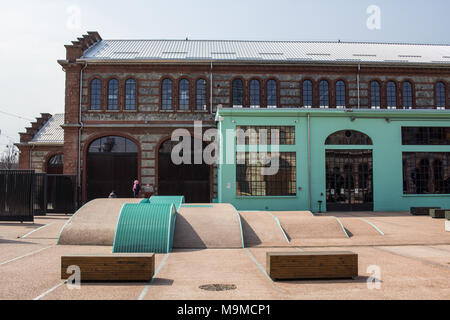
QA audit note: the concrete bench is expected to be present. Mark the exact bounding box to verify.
[410,207,440,216]
[430,209,449,219]
[61,254,155,282]
[266,251,358,281]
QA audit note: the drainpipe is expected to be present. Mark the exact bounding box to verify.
[307,113,312,211]
[78,62,88,194]
[210,61,213,114]
[357,64,361,109]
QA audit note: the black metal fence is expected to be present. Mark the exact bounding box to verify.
[0,170,77,222]
[0,170,34,222]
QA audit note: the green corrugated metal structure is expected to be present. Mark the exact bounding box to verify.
[112,203,176,253]
[149,196,185,211]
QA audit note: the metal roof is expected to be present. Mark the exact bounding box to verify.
[30,113,64,145]
[80,39,450,65]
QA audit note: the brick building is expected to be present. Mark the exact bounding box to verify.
[17,32,450,210]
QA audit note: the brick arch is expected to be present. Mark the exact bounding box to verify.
[82,132,142,203]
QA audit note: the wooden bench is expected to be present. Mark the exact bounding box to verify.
[266,251,358,281]
[430,209,449,219]
[410,207,440,216]
[61,254,154,282]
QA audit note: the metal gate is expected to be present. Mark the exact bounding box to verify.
[0,171,77,221]
[33,173,47,216]
[325,150,374,211]
[46,175,76,214]
[158,139,211,203]
[0,170,34,222]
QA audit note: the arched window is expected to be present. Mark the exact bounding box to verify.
[90,78,101,110]
[125,79,136,110]
[402,81,413,109]
[325,130,373,145]
[302,80,313,108]
[47,154,63,174]
[107,79,119,110]
[387,81,397,109]
[436,82,446,109]
[161,78,173,110]
[370,81,381,109]
[88,135,138,153]
[336,81,346,108]
[249,79,260,108]
[179,79,190,110]
[266,79,277,108]
[319,80,329,108]
[232,79,243,107]
[196,79,207,111]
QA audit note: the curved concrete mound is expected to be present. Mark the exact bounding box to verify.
[173,204,243,249]
[272,212,348,241]
[239,211,289,247]
[58,198,141,246]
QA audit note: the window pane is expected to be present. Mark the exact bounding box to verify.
[325,130,373,145]
[236,126,295,145]
[162,79,173,110]
[371,81,381,108]
[266,80,277,108]
[437,82,446,108]
[90,79,101,110]
[402,127,450,145]
[179,79,190,110]
[107,79,119,110]
[303,80,313,108]
[196,79,207,111]
[336,81,346,108]
[88,136,138,153]
[250,79,260,107]
[387,82,397,108]
[232,79,243,107]
[125,79,136,110]
[403,82,413,109]
[319,80,329,108]
[403,152,450,194]
[236,152,296,196]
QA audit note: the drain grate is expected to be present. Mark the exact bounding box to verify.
[199,284,237,292]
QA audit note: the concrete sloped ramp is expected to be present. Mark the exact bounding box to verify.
[173,204,243,249]
[272,212,348,241]
[58,198,141,246]
[340,217,383,237]
[239,211,289,247]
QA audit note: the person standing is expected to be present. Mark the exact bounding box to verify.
[133,180,141,198]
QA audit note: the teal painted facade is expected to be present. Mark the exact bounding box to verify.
[216,109,450,212]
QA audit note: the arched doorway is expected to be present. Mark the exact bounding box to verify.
[86,135,138,201]
[158,138,211,203]
[325,130,373,211]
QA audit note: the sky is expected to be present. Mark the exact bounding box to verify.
[0,0,449,153]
